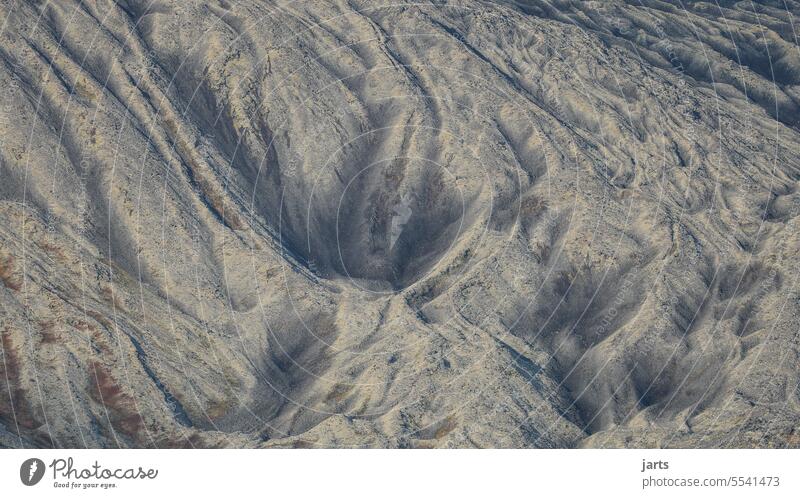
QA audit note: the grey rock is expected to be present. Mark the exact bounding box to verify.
[0,0,798,448]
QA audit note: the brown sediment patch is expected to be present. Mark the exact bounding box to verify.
[783,430,800,448]
[37,239,66,262]
[0,253,22,291]
[0,328,40,430]
[99,283,127,312]
[88,362,145,440]
[38,320,60,344]
[290,439,317,449]
[410,414,459,447]
[433,414,458,439]
[410,439,438,449]
[324,383,353,405]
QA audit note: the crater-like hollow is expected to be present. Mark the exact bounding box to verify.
[300,157,470,291]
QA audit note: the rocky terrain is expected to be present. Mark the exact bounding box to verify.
[1,0,799,448]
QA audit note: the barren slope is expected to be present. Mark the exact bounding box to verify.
[1,0,799,448]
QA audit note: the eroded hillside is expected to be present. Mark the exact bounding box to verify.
[1,0,799,448]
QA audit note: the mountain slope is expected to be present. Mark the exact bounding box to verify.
[1,0,799,448]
